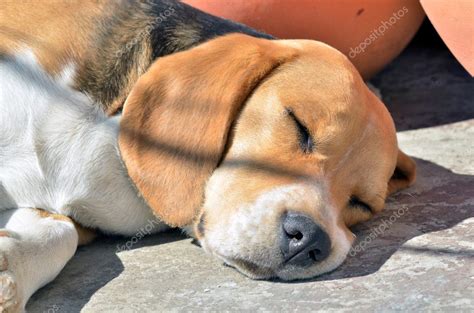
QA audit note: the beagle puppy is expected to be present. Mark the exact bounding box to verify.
[0,34,416,311]
[0,0,272,115]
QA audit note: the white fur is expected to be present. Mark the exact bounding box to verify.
[201,182,353,280]
[0,208,78,311]
[0,51,167,310]
[0,51,165,236]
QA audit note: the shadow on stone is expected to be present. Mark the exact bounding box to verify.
[27,230,187,312]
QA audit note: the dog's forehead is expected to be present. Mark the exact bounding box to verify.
[238,43,398,166]
[264,43,395,133]
[256,49,368,133]
[271,39,365,107]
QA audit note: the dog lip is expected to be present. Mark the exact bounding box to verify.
[283,251,315,267]
[216,249,341,281]
[225,257,276,279]
[220,253,313,280]
[206,240,335,280]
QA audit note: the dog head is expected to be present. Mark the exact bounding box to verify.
[119,34,416,280]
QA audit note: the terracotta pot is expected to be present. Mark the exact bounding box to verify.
[183,0,425,79]
[421,0,473,76]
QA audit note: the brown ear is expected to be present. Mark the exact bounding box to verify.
[118,34,297,227]
[387,149,417,195]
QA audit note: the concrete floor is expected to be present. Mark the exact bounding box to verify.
[27,23,473,312]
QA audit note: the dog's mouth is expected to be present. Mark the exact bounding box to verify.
[210,247,342,281]
[223,258,276,280]
[200,229,353,281]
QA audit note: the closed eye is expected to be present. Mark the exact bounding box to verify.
[349,196,373,214]
[286,108,314,153]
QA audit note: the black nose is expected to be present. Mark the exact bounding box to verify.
[280,212,331,267]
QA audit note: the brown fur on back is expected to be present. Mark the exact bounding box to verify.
[0,0,271,114]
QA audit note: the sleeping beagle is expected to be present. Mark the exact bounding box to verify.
[0,34,416,311]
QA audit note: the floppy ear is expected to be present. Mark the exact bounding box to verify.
[118,34,297,227]
[387,149,416,195]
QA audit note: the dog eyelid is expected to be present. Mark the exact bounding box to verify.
[285,108,314,154]
[349,196,373,214]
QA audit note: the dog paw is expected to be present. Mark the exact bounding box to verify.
[0,240,22,313]
[0,252,7,272]
[0,269,21,313]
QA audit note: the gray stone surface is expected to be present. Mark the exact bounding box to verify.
[27,25,473,312]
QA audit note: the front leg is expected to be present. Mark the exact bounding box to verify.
[0,208,93,312]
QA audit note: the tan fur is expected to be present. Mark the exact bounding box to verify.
[34,209,96,246]
[72,223,97,246]
[169,36,415,278]
[0,1,152,113]
[119,34,298,227]
[1,1,275,115]
[116,35,416,279]
[120,34,415,235]
[0,231,10,238]
[0,1,109,74]
[387,150,417,195]
[198,42,394,231]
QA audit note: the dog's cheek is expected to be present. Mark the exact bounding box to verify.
[203,201,283,267]
[201,171,284,264]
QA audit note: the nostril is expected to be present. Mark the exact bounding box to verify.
[309,249,323,262]
[285,229,303,241]
[293,232,303,241]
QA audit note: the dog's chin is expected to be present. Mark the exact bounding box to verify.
[207,239,352,281]
[199,223,354,281]
[274,255,347,281]
[215,251,348,281]
[276,240,352,280]
[223,258,276,280]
